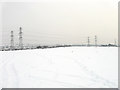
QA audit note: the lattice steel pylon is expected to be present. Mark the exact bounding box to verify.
[19,27,23,50]
[10,31,14,50]
[114,39,116,46]
[95,35,97,47]
[87,37,90,46]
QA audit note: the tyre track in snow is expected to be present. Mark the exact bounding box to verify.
[50,49,117,87]
[24,53,112,87]
[27,74,86,88]
[69,51,117,87]
[0,52,19,88]
[25,67,96,87]
[0,47,117,88]
[23,48,116,87]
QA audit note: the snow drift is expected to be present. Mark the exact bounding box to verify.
[0,47,118,88]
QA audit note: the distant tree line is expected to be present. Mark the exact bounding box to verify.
[36,45,71,49]
[101,44,117,47]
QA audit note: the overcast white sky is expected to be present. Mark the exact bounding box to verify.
[0,0,119,46]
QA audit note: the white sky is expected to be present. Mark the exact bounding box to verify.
[0,0,119,46]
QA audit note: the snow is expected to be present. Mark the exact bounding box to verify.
[0,47,118,88]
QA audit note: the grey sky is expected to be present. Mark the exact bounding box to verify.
[1,0,119,46]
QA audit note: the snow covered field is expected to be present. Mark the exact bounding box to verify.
[0,47,118,88]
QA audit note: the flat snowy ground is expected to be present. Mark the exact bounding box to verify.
[0,47,118,88]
